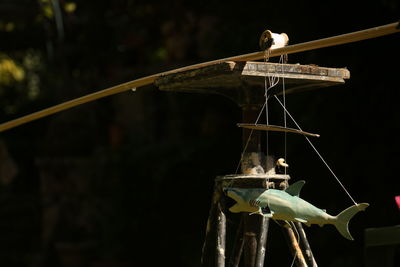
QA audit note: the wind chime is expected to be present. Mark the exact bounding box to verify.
[198,30,368,267]
[0,22,398,267]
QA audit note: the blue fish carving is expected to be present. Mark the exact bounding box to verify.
[225,181,369,240]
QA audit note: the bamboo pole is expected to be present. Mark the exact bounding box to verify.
[284,227,308,267]
[295,222,318,267]
[0,22,398,132]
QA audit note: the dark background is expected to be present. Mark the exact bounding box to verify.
[0,0,399,266]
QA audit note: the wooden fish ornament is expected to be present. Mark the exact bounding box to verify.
[225,181,369,240]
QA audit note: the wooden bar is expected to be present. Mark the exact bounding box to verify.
[266,22,399,59]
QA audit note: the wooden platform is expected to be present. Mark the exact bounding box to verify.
[155,61,350,104]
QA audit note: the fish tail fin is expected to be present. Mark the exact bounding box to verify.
[334,203,369,240]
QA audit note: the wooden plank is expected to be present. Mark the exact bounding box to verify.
[155,61,350,104]
[155,61,349,91]
[241,62,350,79]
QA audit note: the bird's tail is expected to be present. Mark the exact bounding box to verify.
[334,203,369,240]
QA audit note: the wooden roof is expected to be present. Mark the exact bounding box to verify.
[155,61,350,104]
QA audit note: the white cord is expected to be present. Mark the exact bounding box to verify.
[274,95,358,205]
[280,55,288,175]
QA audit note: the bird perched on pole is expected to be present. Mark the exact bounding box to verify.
[259,30,289,50]
[275,158,289,174]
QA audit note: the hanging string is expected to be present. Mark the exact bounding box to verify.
[234,102,267,174]
[273,95,358,205]
[279,54,288,175]
[263,49,281,173]
[264,51,270,170]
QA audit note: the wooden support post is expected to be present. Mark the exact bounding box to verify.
[243,214,264,267]
[254,217,269,267]
[216,188,227,267]
[229,217,244,267]
[202,182,226,267]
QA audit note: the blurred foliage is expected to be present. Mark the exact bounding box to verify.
[40,0,55,19]
[0,55,25,85]
[0,51,43,115]
[0,21,15,32]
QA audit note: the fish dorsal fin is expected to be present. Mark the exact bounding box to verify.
[285,180,306,196]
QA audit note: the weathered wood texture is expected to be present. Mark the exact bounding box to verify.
[155,61,350,105]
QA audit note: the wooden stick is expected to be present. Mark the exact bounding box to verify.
[284,227,308,267]
[0,22,398,132]
[237,123,320,138]
[294,222,318,267]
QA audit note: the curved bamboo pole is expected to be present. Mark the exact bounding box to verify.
[0,22,398,132]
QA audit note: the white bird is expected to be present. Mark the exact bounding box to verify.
[275,158,289,174]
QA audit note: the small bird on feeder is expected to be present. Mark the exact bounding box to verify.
[275,158,289,174]
[259,30,289,51]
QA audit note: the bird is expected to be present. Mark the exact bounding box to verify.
[275,158,289,174]
[259,30,289,51]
